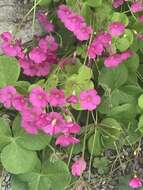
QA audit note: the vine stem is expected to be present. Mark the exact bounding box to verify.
[82,111,90,159]
[88,111,98,182]
[32,0,37,37]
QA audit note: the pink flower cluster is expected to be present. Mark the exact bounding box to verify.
[19,35,58,76]
[104,50,133,68]
[0,86,81,147]
[131,1,143,13]
[0,32,24,58]
[37,12,54,33]
[57,4,93,41]
[88,32,112,59]
[88,21,133,68]
[129,177,142,189]
[108,22,125,37]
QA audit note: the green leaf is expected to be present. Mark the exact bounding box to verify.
[44,74,58,91]
[42,160,71,190]
[77,65,93,81]
[19,160,71,190]
[0,56,20,88]
[36,0,51,6]
[88,129,103,155]
[16,132,51,151]
[138,114,143,133]
[1,141,39,174]
[124,53,139,73]
[119,176,132,190]
[14,81,31,95]
[108,104,138,121]
[11,175,28,190]
[85,0,102,7]
[138,94,143,109]
[93,157,109,174]
[110,12,129,26]
[124,120,142,145]
[99,64,128,91]
[0,117,12,151]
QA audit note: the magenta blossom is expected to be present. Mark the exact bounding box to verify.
[55,135,79,147]
[108,22,125,37]
[66,95,78,104]
[12,94,27,111]
[139,15,143,23]
[1,32,12,42]
[29,87,49,108]
[49,88,65,107]
[112,0,124,8]
[19,58,51,77]
[0,86,17,108]
[0,32,24,58]
[37,12,54,33]
[29,47,47,64]
[129,177,142,189]
[104,54,122,68]
[57,4,92,41]
[80,89,101,111]
[71,159,87,176]
[131,2,143,13]
[38,35,58,52]
[104,51,133,68]
[21,107,42,134]
[63,122,80,135]
[41,112,66,135]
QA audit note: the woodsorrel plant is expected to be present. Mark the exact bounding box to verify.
[0,0,143,189]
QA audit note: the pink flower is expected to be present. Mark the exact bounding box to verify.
[80,89,101,111]
[57,4,72,22]
[57,5,92,41]
[120,50,133,60]
[108,22,125,37]
[41,112,66,135]
[96,32,112,47]
[21,107,42,134]
[12,94,27,111]
[74,24,93,41]
[88,41,104,58]
[66,95,78,104]
[1,32,12,42]
[29,47,47,64]
[49,88,65,107]
[29,87,49,108]
[55,135,79,147]
[104,54,122,68]
[64,13,84,32]
[71,159,86,176]
[139,15,143,23]
[88,32,111,59]
[129,177,142,189]
[19,58,51,77]
[0,32,24,58]
[112,0,124,8]
[37,12,54,33]
[131,2,143,13]
[38,35,58,52]
[0,86,17,108]
[104,51,133,68]
[63,122,80,135]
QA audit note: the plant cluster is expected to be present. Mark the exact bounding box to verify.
[0,0,143,189]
